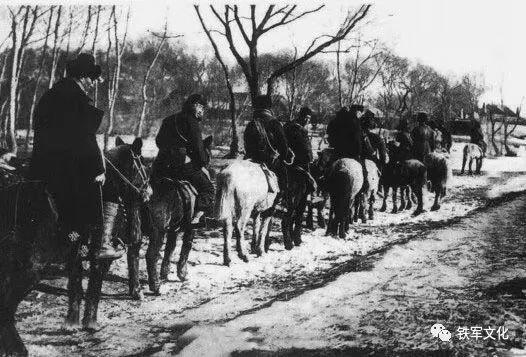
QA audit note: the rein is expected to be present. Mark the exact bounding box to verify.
[104,155,146,195]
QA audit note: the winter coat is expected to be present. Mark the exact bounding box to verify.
[411,124,435,161]
[29,77,105,229]
[283,121,312,168]
[153,110,209,180]
[396,130,414,162]
[327,110,363,161]
[244,109,290,166]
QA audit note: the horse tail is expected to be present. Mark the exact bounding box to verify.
[214,171,236,221]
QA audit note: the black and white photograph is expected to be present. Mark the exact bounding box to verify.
[0,0,525,356]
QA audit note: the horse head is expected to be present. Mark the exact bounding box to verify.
[105,136,152,204]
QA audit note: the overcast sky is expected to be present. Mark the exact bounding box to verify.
[1,0,525,111]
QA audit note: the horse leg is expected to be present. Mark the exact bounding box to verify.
[412,185,425,216]
[431,189,440,211]
[177,228,194,281]
[235,211,250,262]
[160,231,179,281]
[293,195,307,246]
[476,158,482,174]
[468,158,473,175]
[317,198,327,229]
[359,193,367,223]
[126,202,143,300]
[461,152,466,175]
[251,213,262,255]
[127,241,143,300]
[0,266,38,356]
[260,212,273,254]
[146,227,164,295]
[82,259,112,331]
[398,186,406,212]
[405,187,413,210]
[281,200,294,251]
[391,187,398,214]
[223,218,233,266]
[368,191,375,220]
[380,185,388,212]
[305,195,314,230]
[65,249,83,326]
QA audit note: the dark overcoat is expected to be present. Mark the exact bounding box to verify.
[30,78,104,230]
[244,109,290,166]
[411,124,435,161]
[327,110,363,161]
[283,121,312,168]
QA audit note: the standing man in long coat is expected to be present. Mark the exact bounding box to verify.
[152,94,214,224]
[30,53,120,260]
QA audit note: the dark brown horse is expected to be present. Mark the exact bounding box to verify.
[145,136,213,295]
[0,137,151,356]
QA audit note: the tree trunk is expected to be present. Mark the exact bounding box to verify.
[8,17,22,154]
[48,5,62,89]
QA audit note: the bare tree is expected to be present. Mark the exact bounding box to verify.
[104,5,130,149]
[25,6,55,150]
[48,5,62,89]
[135,23,181,137]
[205,4,371,103]
[91,5,102,106]
[7,5,41,153]
[195,5,241,157]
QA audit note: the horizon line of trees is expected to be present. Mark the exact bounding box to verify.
[0,4,508,157]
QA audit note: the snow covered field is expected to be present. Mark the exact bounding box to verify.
[16,142,526,356]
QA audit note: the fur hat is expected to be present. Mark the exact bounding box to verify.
[66,53,101,80]
[186,93,207,106]
[349,104,365,112]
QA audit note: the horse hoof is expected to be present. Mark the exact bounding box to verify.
[131,290,144,301]
[82,319,101,332]
[239,255,249,263]
[412,209,425,216]
[431,204,440,211]
[223,259,231,267]
[284,243,294,250]
[64,317,80,328]
[149,284,161,295]
[293,240,302,247]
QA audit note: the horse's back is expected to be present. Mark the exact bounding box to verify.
[330,158,363,198]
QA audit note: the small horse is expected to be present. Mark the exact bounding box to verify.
[326,158,363,238]
[424,152,451,211]
[145,136,213,294]
[104,137,152,301]
[461,143,483,175]
[215,160,279,266]
[380,142,427,216]
[0,181,57,356]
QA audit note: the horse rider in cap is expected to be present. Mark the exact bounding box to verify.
[326,104,369,190]
[395,118,414,162]
[152,93,214,225]
[283,106,317,192]
[469,117,487,156]
[244,94,294,192]
[411,111,435,162]
[30,53,121,260]
[361,109,387,169]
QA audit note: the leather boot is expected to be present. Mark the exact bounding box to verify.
[97,202,123,260]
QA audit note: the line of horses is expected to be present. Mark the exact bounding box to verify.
[0,136,482,356]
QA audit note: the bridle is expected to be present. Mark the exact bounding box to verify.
[104,150,150,197]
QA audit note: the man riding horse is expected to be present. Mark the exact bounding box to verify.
[411,111,435,162]
[326,104,369,190]
[469,117,487,156]
[29,53,120,260]
[361,110,387,169]
[152,93,214,225]
[395,118,413,162]
[283,106,317,192]
[243,94,293,192]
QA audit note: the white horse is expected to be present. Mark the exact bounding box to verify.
[215,160,279,266]
[461,143,484,175]
[354,159,381,222]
